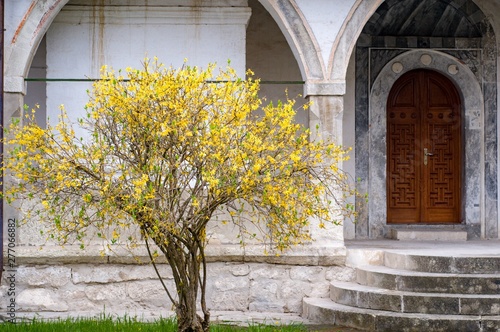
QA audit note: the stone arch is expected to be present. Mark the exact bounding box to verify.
[258,0,325,81]
[328,0,500,89]
[5,0,68,94]
[328,0,382,83]
[473,1,500,45]
[9,1,325,87]
[369,49,484,237]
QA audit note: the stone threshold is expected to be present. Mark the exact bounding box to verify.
[388,224,468,241]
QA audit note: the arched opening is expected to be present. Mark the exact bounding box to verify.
[24,1,308,129]
[21,0,310,246]
[246,0,306,127]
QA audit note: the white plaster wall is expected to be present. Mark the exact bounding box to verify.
[45,4,251,135]
[25,37,47,128]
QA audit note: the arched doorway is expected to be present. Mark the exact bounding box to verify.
[387,69,462,224]
[352,0,498,239]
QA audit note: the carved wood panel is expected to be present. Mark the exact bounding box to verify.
[387,70,461,224]
[427,124,455,207]
[388,123,417,208]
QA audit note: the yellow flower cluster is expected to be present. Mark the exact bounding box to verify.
[3,58,355,253]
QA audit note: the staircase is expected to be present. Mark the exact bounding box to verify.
[303,245,500,331]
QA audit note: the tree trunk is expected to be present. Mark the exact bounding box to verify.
[175,274,209,332]
[176,307,208,332]
[160,235,210,332]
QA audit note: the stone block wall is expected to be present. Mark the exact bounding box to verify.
[2,263,355,318]
[0,245,353,319]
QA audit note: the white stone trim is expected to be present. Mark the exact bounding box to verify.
[68,0,248,5]
[258,0,323,80]
[55,6,251,25]
[6,0,68,80]
[11,243,347,266]
[328,0,382,82]
[304,81,346,96]
[4,76,26,94]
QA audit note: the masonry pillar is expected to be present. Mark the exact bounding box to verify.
[3,89,24,245]
[305,82,350,245]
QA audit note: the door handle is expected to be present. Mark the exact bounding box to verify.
[424,148,434,165]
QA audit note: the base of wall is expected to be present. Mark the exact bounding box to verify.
[1,244,353,318]
[5,309,311,326]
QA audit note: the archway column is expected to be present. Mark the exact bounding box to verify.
[3,92,24,241]
[4,0,68,247]
[475,0,500,241]
[305,83,350,244]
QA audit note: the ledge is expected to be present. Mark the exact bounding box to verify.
[5,76,25,93]
[6,243,347,266]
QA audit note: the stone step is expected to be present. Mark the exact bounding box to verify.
[356,265,500,294]
[303,297,500,332]
[331,281,500,315]
[384,251,500,274]
[390,229,468,241]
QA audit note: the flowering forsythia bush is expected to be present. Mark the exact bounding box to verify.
[3,59,354,332]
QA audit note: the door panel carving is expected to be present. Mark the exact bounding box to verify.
[388,123,417,208]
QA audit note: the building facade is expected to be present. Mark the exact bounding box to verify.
[3,0,500,319]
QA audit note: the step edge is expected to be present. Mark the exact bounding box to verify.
[358,264,500,277]
[331,281,500,298]
[330,282,500,315]
[304,297,500,320]
[383,251,500,274]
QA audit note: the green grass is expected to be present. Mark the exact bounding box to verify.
[0,316,310,332]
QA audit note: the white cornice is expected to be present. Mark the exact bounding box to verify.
[55,6,251,25]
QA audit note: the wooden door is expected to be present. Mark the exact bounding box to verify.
[387,69,461,224]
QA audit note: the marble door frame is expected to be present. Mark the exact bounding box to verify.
[366,50,489,238]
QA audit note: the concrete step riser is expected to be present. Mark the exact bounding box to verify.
[331,283,500,315]
[303,298,500,332]
[384,252,500,274]
[357,268,500,294]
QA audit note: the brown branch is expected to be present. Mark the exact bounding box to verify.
[145,237,178,306]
